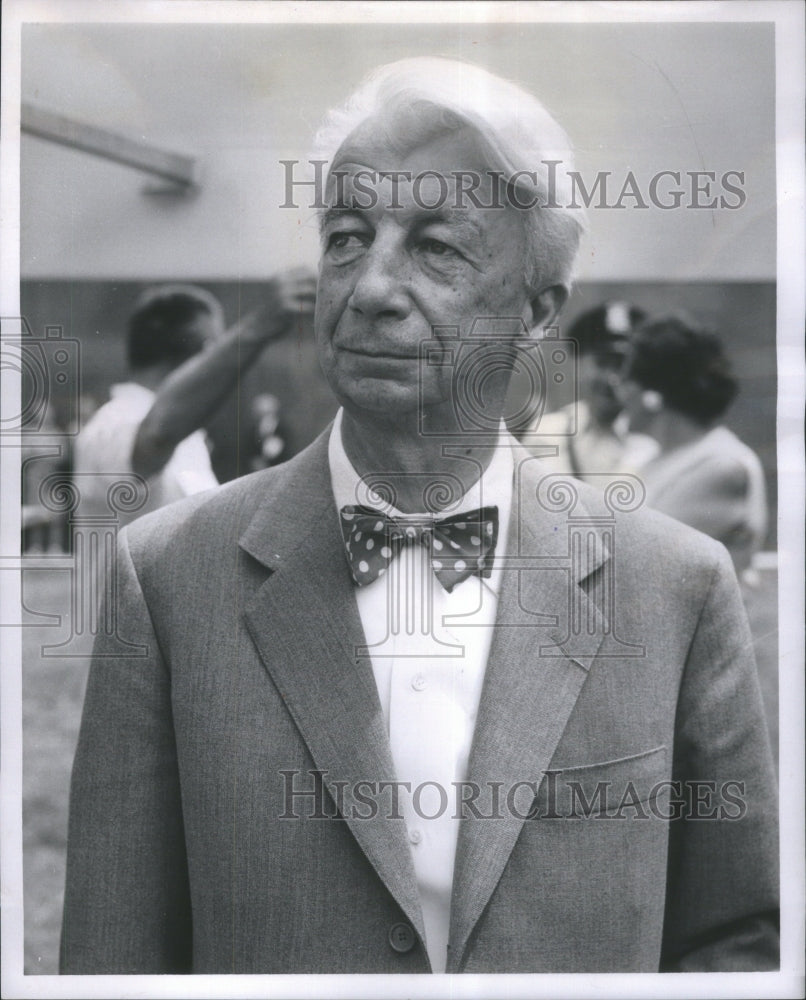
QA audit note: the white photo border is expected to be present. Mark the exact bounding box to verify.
[1,2,803,998]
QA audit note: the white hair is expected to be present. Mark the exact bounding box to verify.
[313,57,586,292]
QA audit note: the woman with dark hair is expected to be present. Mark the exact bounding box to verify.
[621,315,768,575]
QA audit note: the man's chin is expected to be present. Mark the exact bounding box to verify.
[334,376,425,417]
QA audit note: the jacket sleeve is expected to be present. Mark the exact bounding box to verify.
[656,456,765,573]
[59,529,192,974]
[660,544,779,970]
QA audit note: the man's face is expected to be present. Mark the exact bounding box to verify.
[618,377,653,433]
[579,346,629,427]
[314,127,538,424]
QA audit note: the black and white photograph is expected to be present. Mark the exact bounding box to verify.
[1,2,803,998]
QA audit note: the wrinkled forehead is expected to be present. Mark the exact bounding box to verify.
[325,98,512,196]
[324,115,515,223]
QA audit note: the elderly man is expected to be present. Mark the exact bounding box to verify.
[61,58,778,975]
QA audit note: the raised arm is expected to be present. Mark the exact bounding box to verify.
[131,268,316,479]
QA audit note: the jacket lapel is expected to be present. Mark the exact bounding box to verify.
[448,454,610,971]
[239,434,425,944]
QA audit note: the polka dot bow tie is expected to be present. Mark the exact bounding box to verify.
[339,504,499,593]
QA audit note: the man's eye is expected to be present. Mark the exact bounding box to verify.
[420,238,460,259]
[327,232,367,251]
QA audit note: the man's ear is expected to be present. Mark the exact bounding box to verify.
[525,284,568,332]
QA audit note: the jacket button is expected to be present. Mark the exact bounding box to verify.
[388,921,416,953]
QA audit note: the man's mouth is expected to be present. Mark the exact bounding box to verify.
[338,345,419,361]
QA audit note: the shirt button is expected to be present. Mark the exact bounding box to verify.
[388,922,416,954]
[409,828,422,845]
[411,673,427,691]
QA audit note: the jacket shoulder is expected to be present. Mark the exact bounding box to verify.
[566,466,734,576]
[123,432,329,569]
[514,453,735,608]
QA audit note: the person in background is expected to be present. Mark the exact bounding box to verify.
[249,392,286,471]
[620,314,768,577]
[521,301,657,483]
[74,271,315,525]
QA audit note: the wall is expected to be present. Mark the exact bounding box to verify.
[21,21,775,282]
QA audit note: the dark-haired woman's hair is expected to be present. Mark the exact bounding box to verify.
[625,315,738,425]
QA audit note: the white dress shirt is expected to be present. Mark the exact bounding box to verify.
[74,382,218,525]
[328,409,514,972]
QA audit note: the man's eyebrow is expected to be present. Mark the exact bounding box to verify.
[319,207,367,232]
[411,208,484,242]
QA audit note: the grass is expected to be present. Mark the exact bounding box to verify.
[20,564,779,974]
[21,567,92,975]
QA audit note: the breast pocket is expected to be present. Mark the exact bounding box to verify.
[531,745,669,820]
[496,746,673,970]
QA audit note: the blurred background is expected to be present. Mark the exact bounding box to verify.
[17,18,777,973]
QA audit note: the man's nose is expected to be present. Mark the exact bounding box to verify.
[347,232,411,319]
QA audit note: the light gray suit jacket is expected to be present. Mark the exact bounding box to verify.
[60,431,778,974]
